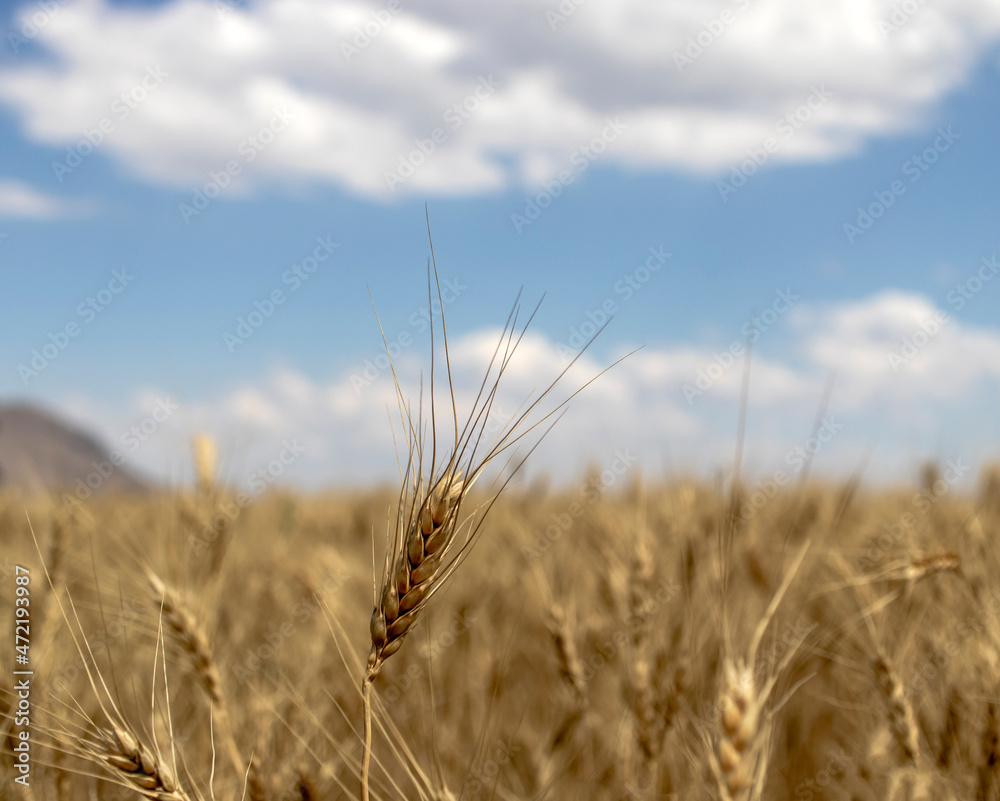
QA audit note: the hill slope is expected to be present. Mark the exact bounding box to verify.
[0,402,147,495]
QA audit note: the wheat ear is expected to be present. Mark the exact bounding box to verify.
[81,720,192,801]
[191,432,217,494]
[710,541,811,801]
[716,658,762,799]
[146,570,244,777]
[361,215,628,800]
[873,653,921,765]
[367,470,468,680]
[146,572,222,706]
[22,513,200,800]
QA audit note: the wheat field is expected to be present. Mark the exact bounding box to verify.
[2,455,1000,800]
[2,277,999,801]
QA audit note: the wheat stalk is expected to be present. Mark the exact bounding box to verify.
[360,217,627,800]
[192,432,217,494]
[23,513,207,801]
[622,520,664,778]
[547,603,587,708]
[366,469,469,681]
[145,570,244,777]
[873,653,921,765]
[38,589,200,800]
[709,541,811,801]
[248,755,268,801]
[904,552,961,580]
[79,720,192,801]
[146,572,222,707]
[716,658,762,800]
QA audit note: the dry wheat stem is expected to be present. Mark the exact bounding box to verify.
[363,288,580,642]
[192,432,217,494]
[360,218,627,801]
[248,755,267,801]
[145,570,244,777]
[710,541,812,801]
[873,653,921,765]
[35,607,198,801]
[24,515,202,801]
[547,604,587,708]
[82,720,192,801]
[146,572,222,706]
[849,560,924,767]
[716,658,763,800]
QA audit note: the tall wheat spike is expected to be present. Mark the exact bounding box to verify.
[25,516,201,801]
[873,653,920,765]
[360,217,628,800]
[192,432,217,494]
[146,569,244,777]
[710,541,811,801]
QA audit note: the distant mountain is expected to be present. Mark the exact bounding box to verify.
[0,402,148,496]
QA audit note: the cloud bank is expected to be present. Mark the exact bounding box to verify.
[56,289,1000,491]
[3,0,1000,198]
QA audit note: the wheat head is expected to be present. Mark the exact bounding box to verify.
[83,721,192,801]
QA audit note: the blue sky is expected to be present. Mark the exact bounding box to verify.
[1,0,999,491]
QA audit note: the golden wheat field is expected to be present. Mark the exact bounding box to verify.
[3,454,1000,801]
[5,2,999,800]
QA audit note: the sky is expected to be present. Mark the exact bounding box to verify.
[0,0,999,494]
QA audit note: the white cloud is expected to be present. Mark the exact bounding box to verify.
[0,178,91,219]
[793,289,1000,407]
[2,0,999,199]
[50,290,1000,488]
